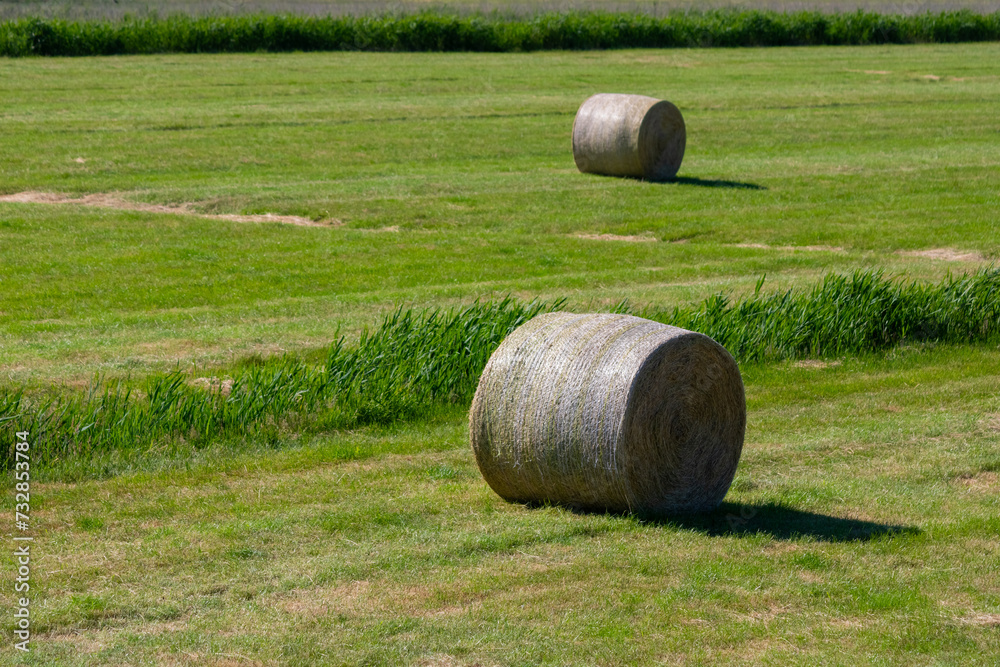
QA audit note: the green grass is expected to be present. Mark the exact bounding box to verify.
[1,44,998,385]
[0,297,558,478]
[3,9,1000,57]
[4,269,997,480]
[1,42,999,664]
[2,345,998,665]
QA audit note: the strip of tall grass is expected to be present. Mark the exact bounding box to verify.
[644,268,999,363]
[2,297,558,475]
[1,9,999,57]
[2,268,997,475]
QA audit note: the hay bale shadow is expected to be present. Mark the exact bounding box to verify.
[639,501,919,542]
[605,174,766,188]
[549,501,917,542]
[670,176,767,190]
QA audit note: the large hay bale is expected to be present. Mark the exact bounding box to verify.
[469,313,745,515]
[571,93,686,181]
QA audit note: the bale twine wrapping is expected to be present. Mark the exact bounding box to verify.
[572,93,686,181]
[469,313,745,515]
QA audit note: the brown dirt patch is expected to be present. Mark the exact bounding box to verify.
[575,233,657,243]
[897,248,985,262]
[0,191,337,227]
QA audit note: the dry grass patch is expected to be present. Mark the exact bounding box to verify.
[731,243,845,253]
[957,613,1000,627]
[575,232,658,243]
[190,377,235,396]
[277,580,372,618]
[730,603,793,624]
[153,654,264,667]
[41,630,108,654]
[136,619,192,636]
[274,579,487,620]
[797,571,823,584]
[827,617,871,630]
[955,471,998,492]
[984,413,1000,432]
[792,360,843,369]
[0,191,334,227]
[897,248,986,262]
[414,655,493,667]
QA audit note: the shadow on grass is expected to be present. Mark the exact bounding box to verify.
[611,173,766,188]
[669,176,767,190]
[643,502,919,543]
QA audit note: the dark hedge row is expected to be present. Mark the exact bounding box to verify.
[1,9,998,56]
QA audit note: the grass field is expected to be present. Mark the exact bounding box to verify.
[1,40,999,665]
[2,44,997,383]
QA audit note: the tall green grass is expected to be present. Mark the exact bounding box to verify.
[1,9,998,57]
[2,268,997,474]
[1,297,557,473]
[647,268,999,363]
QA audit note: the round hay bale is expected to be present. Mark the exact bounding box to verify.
[571,93,686,181]
[469,313,745,515]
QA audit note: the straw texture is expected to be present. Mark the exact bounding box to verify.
[572,93,686,181]
[469,313,745,515]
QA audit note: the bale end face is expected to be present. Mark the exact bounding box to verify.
[621,333,745,514]
[638,100,686,182]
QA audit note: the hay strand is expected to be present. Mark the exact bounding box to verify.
[469,313,745,515]
[572,93,686,181]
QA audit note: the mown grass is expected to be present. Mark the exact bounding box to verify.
[2,9,1000,57]
[2,45,998,385]
[0,42,998,664]
[2,344,998,665]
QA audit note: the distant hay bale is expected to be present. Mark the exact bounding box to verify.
[469,313,745,515]
[572,93,686,181]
